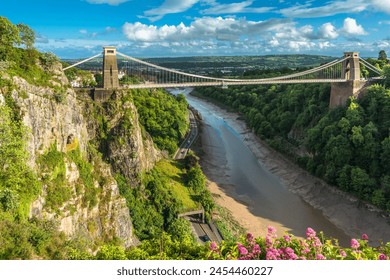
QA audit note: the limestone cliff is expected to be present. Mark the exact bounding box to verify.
[81,90,161,186]
[1,62,160,248]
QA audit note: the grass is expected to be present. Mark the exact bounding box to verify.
[213,205,246,242]
[153,160,198,211]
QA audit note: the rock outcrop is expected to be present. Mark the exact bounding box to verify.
[2,62,160,248]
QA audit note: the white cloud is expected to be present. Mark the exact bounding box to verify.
[201,0,274,14]
[371,0,390,14]
[121,16,365,56]
[123,17,293,43]
[79,29,88,34]
[319,41,335,49]
[86,0,130,5]
[341,18,367,36]
[142,0,200,21]
[280,0,368,18]
[379,20,390,25]
[318,23,339,39]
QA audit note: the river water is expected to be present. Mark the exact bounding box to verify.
[170,88,351,245]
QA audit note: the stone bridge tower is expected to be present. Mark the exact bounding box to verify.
[329,52,367,108]
[103,46,119,89]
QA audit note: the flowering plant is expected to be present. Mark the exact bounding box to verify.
[207,226,390,260]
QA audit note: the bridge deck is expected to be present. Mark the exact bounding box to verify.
[123,79,349,89]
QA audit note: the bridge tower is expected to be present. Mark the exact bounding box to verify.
[329,52,367,108]
[102,46,119,89]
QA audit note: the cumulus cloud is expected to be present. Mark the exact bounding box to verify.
[201,0,274,14]
[341,18,367,36]
[86,0,130,5]
[123,17,293,43]
[318,23,339,39]
[280,0,368,18]
[120,16,357,55]
[142,0,200,21]
[371,0,390,14]
[121,16,369,56]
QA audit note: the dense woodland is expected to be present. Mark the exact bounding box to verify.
[193,57,390,212]
[132,89,189,155]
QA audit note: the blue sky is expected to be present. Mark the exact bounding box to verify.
[1,0,390,58]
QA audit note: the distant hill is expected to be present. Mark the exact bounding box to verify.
[62,54,336,74]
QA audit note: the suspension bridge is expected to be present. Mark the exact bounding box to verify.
[63,47,384,107]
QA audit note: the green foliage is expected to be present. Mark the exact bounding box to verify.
[119,75,141,85]
[0,17,21,60]
[378,50,388,61]
[0,213,93,260]
[67,148,100,208]
[132,89,189,155]
[53,87,67,103]
[187,165,206,193]
[16,23,35,49]
[116,158,212,241]
[382,65,390,88]
[0,105,40,219]
[125,232,207,260]
[38,144,70,211]
[0,17,58,87]
[96,244,127,260]
[186,164,215,216]
[64,66,97,87]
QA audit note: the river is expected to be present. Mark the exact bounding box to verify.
[169,88,360,246]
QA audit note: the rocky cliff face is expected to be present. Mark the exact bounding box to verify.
[81,90,161,186]
[2,62,160,248]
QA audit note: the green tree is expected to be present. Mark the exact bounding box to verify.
[187,166,206,194]
[382,65,390,88]
[378,50,388,61]
[0,16,21,60]
[16,23,35,49]
[0,105,40,219]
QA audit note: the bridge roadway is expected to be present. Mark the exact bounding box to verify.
[124,79,348,89]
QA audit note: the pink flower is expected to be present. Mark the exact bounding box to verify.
[238,243,248,255]
[267,226,277,236]
[265,235,273,247]
[284,247,298,260]
[339,250,347,258]
[252,244,261,255]
[301,248,310,254]
[283,235,291,242]
[246,232,254,243]
[306,227,316,239]
[378,254,388,260]
[266,248,280,260]
[316,254,326,260]
[361,234,368,241]
[209,242,218,251]
[350,239,360,250]
[313,237,322,248]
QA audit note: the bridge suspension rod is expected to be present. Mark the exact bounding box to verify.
[63,52,103,71]
[117,51,348,83]
[359,58,382,75]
